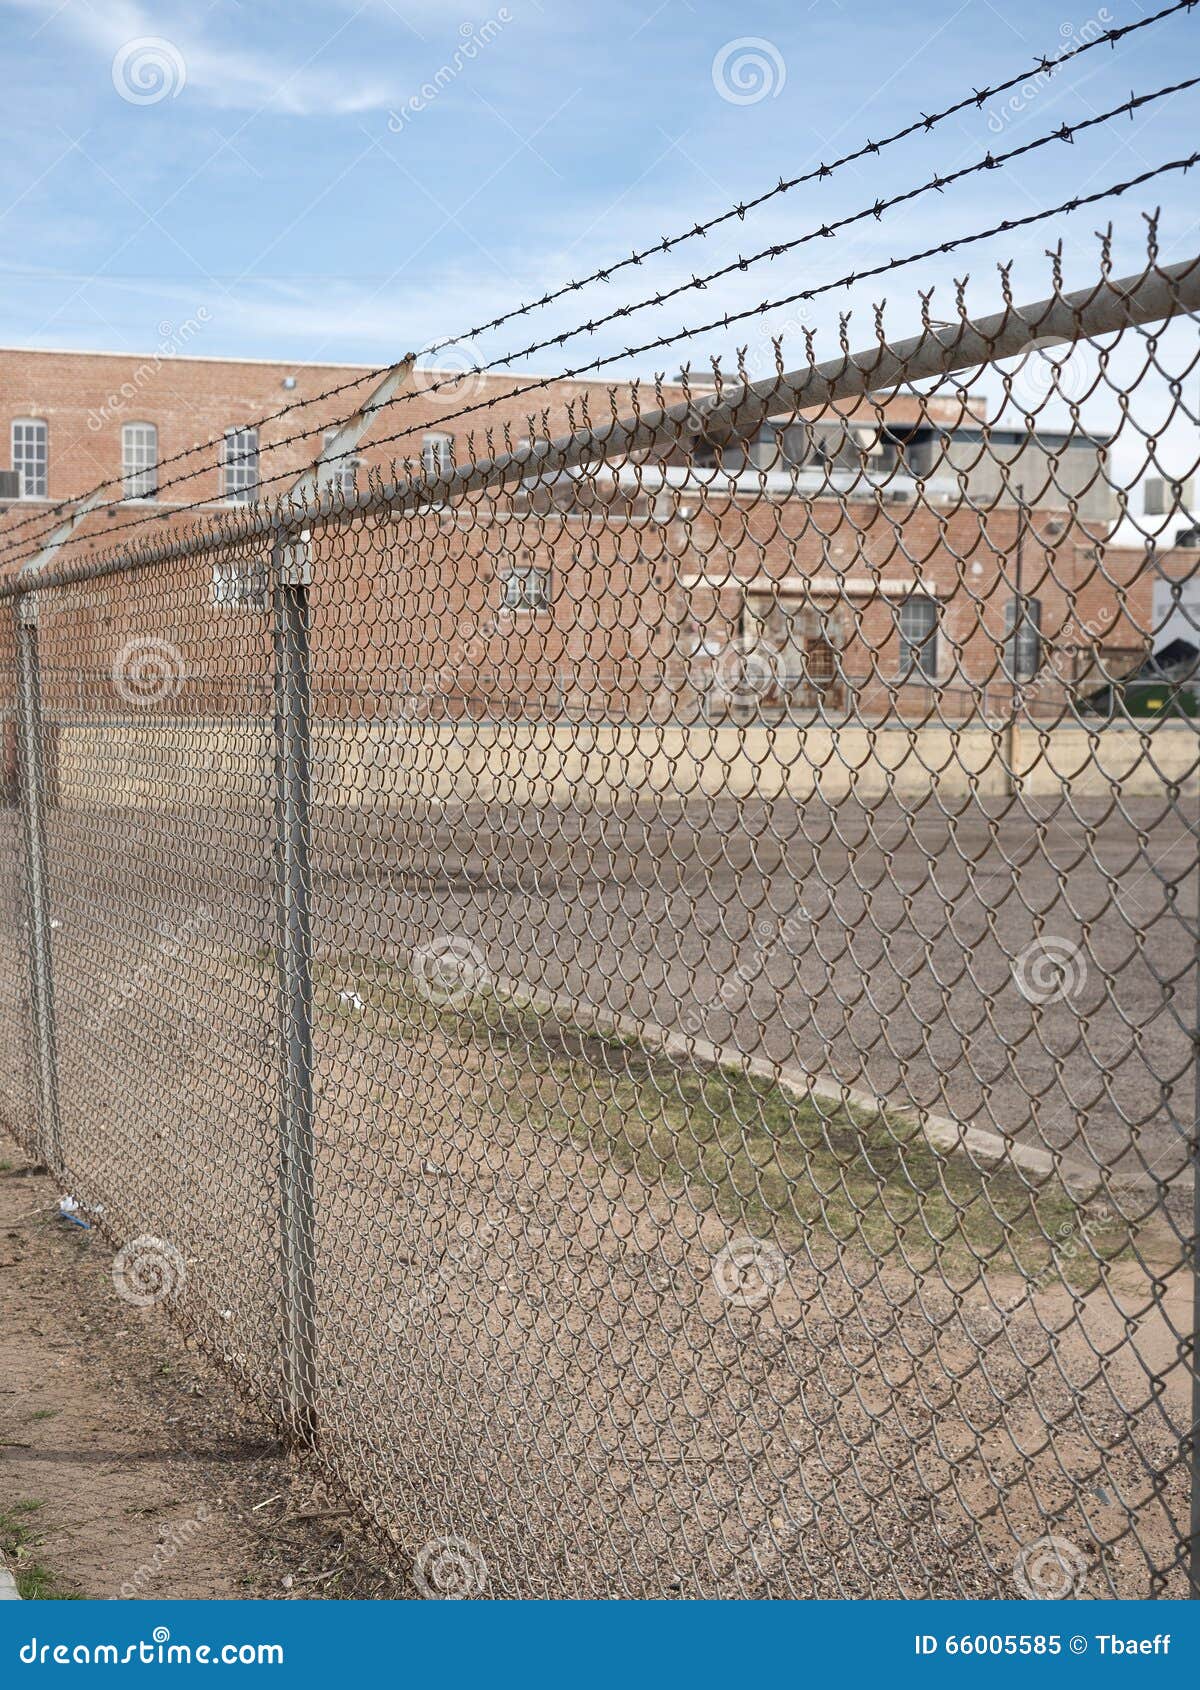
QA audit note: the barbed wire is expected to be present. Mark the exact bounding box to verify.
[2,83,1194,572]
[0,0,1192,562]
[9,149,1197,578]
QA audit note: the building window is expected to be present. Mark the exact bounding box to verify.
[12,419,48,498]
[211,559,267,610]
[422,433,453,477]
[321,429,358,497]
[122,422,158,500]
[1004,596,1042,681]
[899,594,939,679]
[501,561,552,612]
[221,427,259,501]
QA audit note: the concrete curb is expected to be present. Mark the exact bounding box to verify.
[0,1563,21,1599]
[488,973,1132,1201]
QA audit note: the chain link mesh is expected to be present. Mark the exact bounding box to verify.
[1,246,1197,1599]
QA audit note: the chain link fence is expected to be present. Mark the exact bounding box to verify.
[0,248,1197,1599]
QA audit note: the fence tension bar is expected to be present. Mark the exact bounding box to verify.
[14,489,108,1175]
[271,354,417,1443]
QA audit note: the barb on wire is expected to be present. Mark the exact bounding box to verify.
[0,0,1193,564]
[12,149,1195,577]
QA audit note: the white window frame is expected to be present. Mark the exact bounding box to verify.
[12,418,48,499]
[899,594,939,680]
[1004,595,1043,682]
[321,428,359,497]
[221,426,259,502]
[122,421,158,500]
[211,559,267,610]
[422,432,453,478]
[500,562,552,612]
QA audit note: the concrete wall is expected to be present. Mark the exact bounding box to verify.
[50,716,1199,810]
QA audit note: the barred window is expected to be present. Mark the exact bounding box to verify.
[501,564,552,612]
[321,429,359,496]
[1004,596,1043,680]
[422,433,453,477]
[211,559,267,610]
[12,419,47,498]
[899,594,939,679]
[221,427,259,501]
[122,422,158,499]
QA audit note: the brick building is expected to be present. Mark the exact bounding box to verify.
[0,345,1157,724]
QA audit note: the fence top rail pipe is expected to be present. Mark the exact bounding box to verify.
[1,254,1197,605]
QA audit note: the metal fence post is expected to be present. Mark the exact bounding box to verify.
[14,589,62,1174]
[271,525,318,1443]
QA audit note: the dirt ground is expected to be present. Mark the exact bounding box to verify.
[0,1131,395,1601]
[0,780,1193,1600]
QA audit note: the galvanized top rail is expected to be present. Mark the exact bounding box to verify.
[2,254,1197,602]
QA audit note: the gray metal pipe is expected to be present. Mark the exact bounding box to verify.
[271,533,318,1443]
[2,255,1197,599]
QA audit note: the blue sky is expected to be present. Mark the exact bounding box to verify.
[0,0,1197,392]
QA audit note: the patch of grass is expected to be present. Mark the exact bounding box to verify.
[27,1409,58,1422]
[0,1501,81,1600]
[306,956,1135,1286]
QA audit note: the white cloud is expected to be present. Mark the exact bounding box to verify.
[0,0,417,114]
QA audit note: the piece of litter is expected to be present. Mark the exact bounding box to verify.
[57,1196,91,1230]
[337,989,364,1013]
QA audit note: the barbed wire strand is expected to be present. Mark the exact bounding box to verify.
[16,150,1198,577]
[0,0,1192,560]
[2,87,1193,571]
